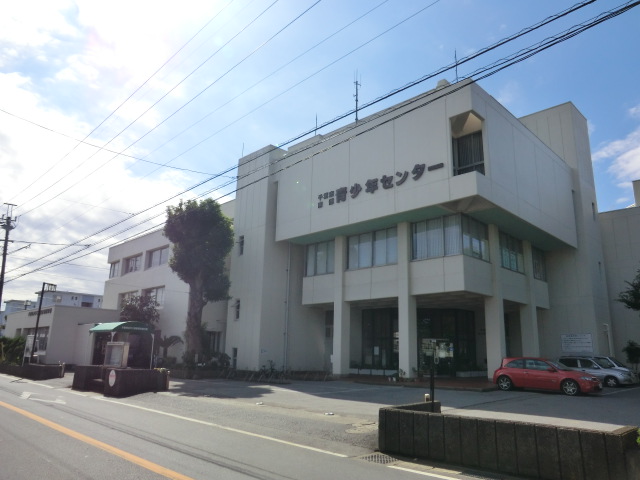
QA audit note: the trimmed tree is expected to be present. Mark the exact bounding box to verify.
[163,198,233,362]
[119,294,160,325]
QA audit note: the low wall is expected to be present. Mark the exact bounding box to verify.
[0,363,65,380]
[379,402,640,480]
[72,365,169,397]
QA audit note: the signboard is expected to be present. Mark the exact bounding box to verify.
[561,333,593,353]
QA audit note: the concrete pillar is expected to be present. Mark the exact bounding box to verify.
[485,224,506,378]
[397,222,417,378]
[332,236,351,375]
[520,241,540,356]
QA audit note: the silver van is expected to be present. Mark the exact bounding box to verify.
[557,356,636,387]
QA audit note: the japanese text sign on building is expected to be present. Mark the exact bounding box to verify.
[316,162,443,208]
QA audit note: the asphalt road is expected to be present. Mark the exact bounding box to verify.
[2,372,639,480]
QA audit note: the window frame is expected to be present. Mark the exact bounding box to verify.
[124,254,142,274]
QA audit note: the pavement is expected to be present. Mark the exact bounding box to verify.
[21,371,639,433]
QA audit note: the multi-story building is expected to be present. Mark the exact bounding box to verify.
[226,79,617,378]
[102,201,234,362]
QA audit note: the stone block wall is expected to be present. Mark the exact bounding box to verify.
[379,403,640,480]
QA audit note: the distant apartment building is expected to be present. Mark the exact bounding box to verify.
[102,201,234,361]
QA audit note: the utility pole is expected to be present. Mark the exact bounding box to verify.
[0,203,17,312]
[30,282,56,363]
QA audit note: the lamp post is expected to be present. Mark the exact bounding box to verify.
[30,282,56,364]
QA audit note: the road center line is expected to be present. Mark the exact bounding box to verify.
[96,396,348,458]
[0,400,195,480]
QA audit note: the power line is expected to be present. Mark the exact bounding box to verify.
[4,0,636,284]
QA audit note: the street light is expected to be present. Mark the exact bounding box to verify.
[30,282,56,364]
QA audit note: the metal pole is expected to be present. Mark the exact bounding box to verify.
[30,282,56,363]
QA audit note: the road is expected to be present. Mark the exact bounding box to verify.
[2,372,639,479]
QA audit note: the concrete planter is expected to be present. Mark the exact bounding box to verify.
[379,402,639,480]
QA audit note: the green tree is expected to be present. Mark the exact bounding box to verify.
[163,198,233,361]
[618,268,640,313]
[119,294,160,325]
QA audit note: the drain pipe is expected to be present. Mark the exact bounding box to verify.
[603,323,614,356]
[283,242,291,371]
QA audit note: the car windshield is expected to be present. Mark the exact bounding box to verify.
[610,358,628,368]
[594,357,615,368]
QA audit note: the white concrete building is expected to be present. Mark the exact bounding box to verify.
[11,79,636,376]
[226,79,614,378]
[102,200,235,362]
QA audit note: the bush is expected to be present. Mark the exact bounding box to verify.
[0,336,26,365]
[622,340,640,368]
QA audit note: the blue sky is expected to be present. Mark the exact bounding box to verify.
[1,0,639,305]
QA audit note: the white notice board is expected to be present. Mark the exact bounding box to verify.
[561,333,593,353]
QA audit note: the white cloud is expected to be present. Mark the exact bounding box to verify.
[629,104,640,119]
[592,127,640,191]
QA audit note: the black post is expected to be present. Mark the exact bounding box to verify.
[430,357,435,412]
[30,282,56,363]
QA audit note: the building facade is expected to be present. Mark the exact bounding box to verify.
[226,79,613,378]
[102,202,234,362]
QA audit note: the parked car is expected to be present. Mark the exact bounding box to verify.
[493,357,602,396]
[592,355,639,379]
[557,356,637,387]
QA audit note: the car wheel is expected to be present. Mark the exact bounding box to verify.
[604,376,619,388]
[497,375,513,391]
[561,379,580,396]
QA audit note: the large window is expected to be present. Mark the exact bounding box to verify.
[348,227,397,270]
[305,240,335,276]
[109,261,120,278]
[146,246,169,269]
[124,254,142,274]
[412,214,488,261]
[119,291,138,308]
[532,247,547,281]
[453,132,484,175]
[499,232,525,273]
[143,286,165,306]
[451,111,485,177]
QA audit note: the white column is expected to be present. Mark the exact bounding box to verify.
[485,224,506,378]
[332,236,350,375]
[520,241,540,356]
[397,222,417,378]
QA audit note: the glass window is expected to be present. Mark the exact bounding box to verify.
[143,286,165,306]
[412,214,487,262]
[305,240,334,276]
[348,227,397,269]
[444,215,461,255]
[124,255,142,274]
[499,232,524,273]
[238,235,244,255]
[358,232,373,268]
[147,247,169,269]
[453,131,485,176]
[109,261,120,278]
[532,247,547,281]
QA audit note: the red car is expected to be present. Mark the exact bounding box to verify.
[493,357,602,396]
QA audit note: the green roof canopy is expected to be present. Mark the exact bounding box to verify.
[89,321,155,334]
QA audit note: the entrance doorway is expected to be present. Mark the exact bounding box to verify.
[417,309,476,376]
[360,309,398,371]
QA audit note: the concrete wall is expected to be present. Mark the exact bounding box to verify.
[379,403,640,480]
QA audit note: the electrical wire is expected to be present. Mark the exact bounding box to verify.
[4,0,637,285]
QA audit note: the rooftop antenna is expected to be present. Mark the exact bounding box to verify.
[354,71,361,122]
[314,114,318,136]
[454,50,459,82]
